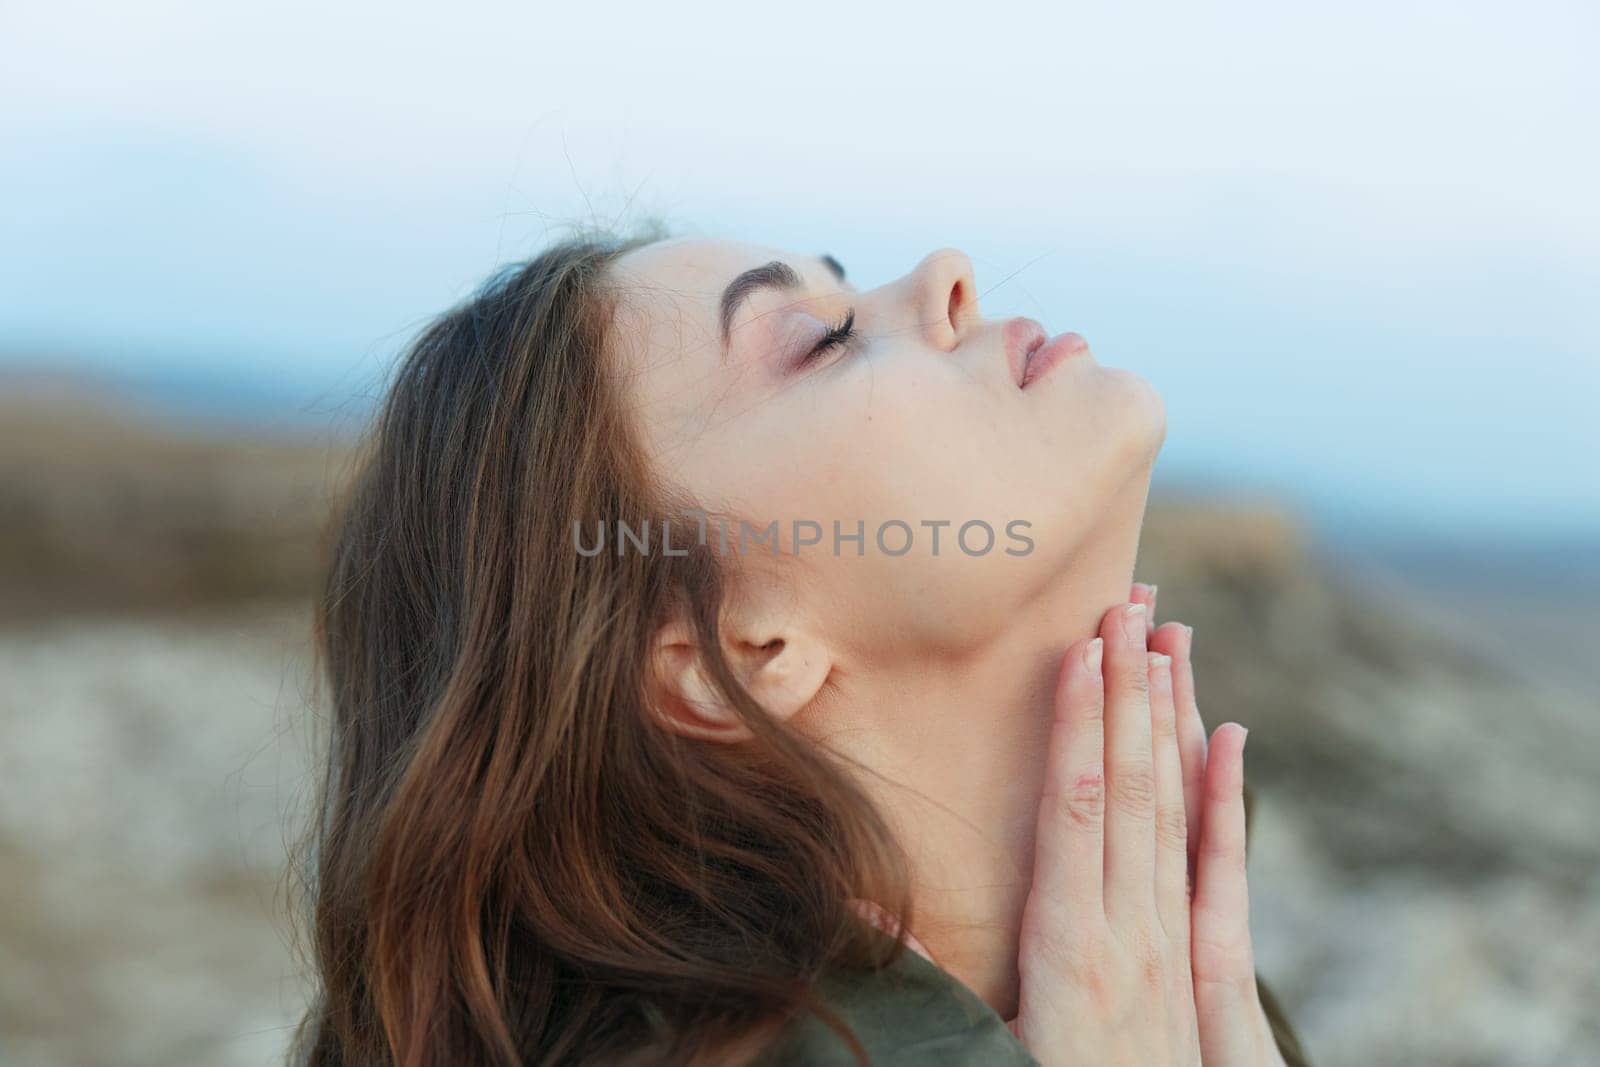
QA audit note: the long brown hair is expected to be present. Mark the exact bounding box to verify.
[287,229,916,1065]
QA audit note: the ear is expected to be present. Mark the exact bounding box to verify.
[649,614,832,743]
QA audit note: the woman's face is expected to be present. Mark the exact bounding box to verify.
[607,237,1165,656]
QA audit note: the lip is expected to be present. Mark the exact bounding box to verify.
[1004,317,1089,390]
[1003,318,1048,389]
[1021,331,1090,388]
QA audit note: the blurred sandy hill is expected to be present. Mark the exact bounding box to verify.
[0,372,356,620]
[0,379,1595,1066]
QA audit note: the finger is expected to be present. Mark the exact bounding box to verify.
[1101,601,1155,922]
[1130,582,1159,637]
[1191,723,1260,1062]
[1191,724,1255,983]
[1147,651,1189,943]
[1151,621,1207,886]
[1031,636,1108,923]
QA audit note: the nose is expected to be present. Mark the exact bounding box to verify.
[905,247,979,351]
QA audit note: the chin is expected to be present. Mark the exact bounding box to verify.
[1137,375,1168,458]
[1107,367,1168,471]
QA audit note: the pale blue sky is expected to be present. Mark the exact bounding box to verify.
[2,1,1595,536]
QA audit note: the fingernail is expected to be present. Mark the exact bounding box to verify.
[1123,602,1147,641]
[1148,652,1171,674]
[1182,623,1194,653]
[1083,637,1104,671]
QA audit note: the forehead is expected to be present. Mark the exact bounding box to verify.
[613,236,826,296]
[614,236,775,291]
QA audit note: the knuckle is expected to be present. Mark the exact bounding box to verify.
[1083,952,1131,1003]
[1071,934,1113,980]
[1077,692,1106,725]
[1200,836,1247,872]
[1155,804,1189,852]
[1140,952,1163,993]
[1152,707,1179,741]
[1127,925,1166,988]
[1122,663,1150,695]
[1109,763,1157,817]
[1195,962,1259,1006]
[1057,771,1106,830]
[1192,930,1256,987]
[1077,963,1117,1006]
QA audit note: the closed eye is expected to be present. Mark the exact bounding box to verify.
[796,308,858,368]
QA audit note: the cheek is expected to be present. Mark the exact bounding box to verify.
[811,379,998,519]
[698,392,980,529]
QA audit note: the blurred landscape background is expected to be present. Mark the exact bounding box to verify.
[1,373,1595,1067]
[2,2,1597,1064]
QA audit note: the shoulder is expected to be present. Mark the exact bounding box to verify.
[749,938,1040,1066]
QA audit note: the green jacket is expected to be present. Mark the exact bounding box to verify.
[754,785,1311,1065]
[751,927,1041,1066]
[753,929,1309,1066]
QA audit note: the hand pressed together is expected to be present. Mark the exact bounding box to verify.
[1006,585,1286,1066]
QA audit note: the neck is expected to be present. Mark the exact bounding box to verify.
[807,489,1148,1020]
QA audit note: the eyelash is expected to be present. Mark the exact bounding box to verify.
[798,309,858,367]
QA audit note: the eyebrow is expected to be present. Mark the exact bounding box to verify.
[718,254,848,347]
